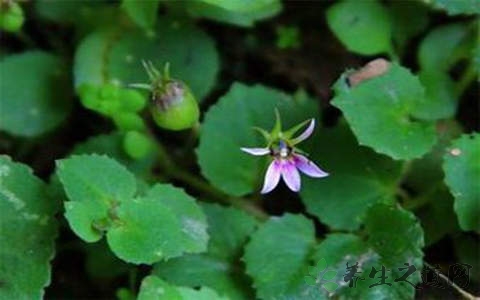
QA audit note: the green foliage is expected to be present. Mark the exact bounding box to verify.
[198,84,317,196]
[443,134,480,231]
[312,204,424,299]
[0,156,58,299]
[301,122,402,230]
[243,214,323,299]
[154,204,258,300]
[122,0,160,30]
[0,2,24,32]
[326,0,393,55]
[184,0,282,27]
[123,131,153,159]
[1,0,477,298]
[332,63,437,160]
[275,25,301,49]
[0,51,71,137]
[418,22,476,72]
[388,1,429,53]
[56,155,208,264]
[428,0,480,15]
[138,275,227,300]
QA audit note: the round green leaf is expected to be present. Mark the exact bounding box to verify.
[138,275,227,300]
[311,204,424,299]
[417,70,458,120]
[443,133,480,231]
[326,0,393,55]
[74,18,219,101]
[154,204,257,300]
[0,51,71,137]
[107,184,208,264]
[122,0,160,29]
[429,0,480,15]
[0,156,58,299]
[332,63,437,160]
[197,83,317,196]
[243,214,319,299]
[56,154,137,242]
[185,0,282,27]
[418,22,476,72]
[301,122,402,231]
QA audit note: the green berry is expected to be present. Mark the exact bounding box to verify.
[113,112,145,131]
[151,80,200,131]
[100,83,120,101]
[0,2,24,33]
[123,131,152,159]
[119,89,147,112]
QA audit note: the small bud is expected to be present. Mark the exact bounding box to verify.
[134,61,200,131]
[151,79,200,131]
[123,131,153,159]
[0,2,24,33]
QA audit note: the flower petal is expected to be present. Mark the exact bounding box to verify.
[240,147,270,156]
[294,154,329,178]
[291,119,315,145]
[281,159,301,192]
[261,160,282,194]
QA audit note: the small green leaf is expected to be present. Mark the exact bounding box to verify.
[74,18,219,101]
[326,0,393,55]
[107,184,208,264]
[304,276,317,286]
[185,0,282,27]
[443,133,480,231]
[428,0,480,15]
[197,83,317,196]
[154,204,257,300]
[321,281,339,293]
[332,63,437,160]
[388,0,429,53]
[322,270,337,281]
[418,22,476,72]
[57,154,137,242]
[72,132,155,179]
[301,122,402,230]
[0,51,71,137]
[243,214,317,299]
[122,0,160,30]
[138,276,227,300]
[0,156,58,299]
[315,258,327,273]
[312,204,424,299]
[417,70,458,120]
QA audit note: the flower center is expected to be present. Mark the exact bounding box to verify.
[271,140,292,159]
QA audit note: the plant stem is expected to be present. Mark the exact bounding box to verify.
[154,140,268,221]
[424,262,479,300]
[456,63,477,97]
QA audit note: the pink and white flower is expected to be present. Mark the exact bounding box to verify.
[241,117,328,194]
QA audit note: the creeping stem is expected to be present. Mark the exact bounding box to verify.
[153,139,268,221]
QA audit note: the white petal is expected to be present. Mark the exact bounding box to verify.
[261,160,282,194]
[240,147,270,156]
[281,160,301,192]
[294,154,329,178]
[292,119,315,145]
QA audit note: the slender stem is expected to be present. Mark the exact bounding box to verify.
[456,63,477,97]
[154,140,268,221]
[424,262,479,300]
